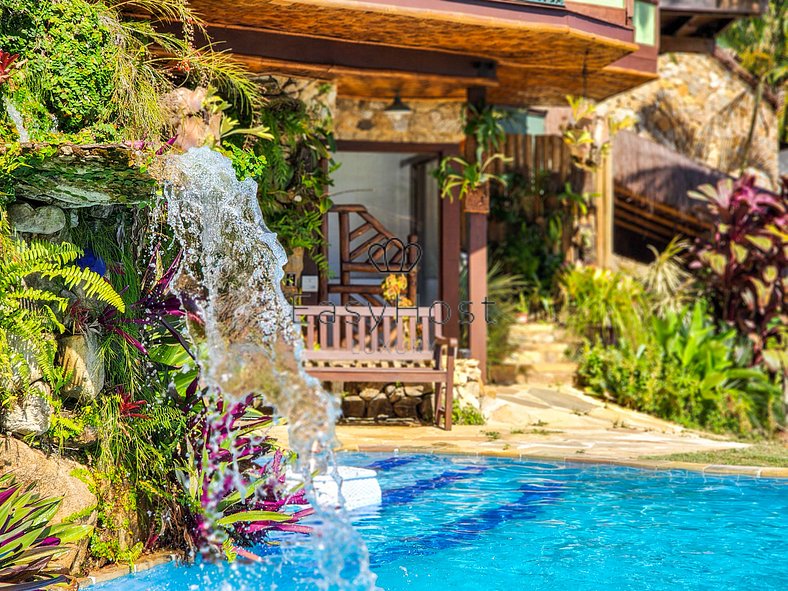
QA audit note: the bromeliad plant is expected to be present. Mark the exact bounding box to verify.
[179,395,312,560]
[690,175,787,361]
[0,474,92,590]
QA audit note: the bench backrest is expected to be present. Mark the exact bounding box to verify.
[295,304,446,361]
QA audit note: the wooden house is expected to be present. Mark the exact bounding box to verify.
[187,0,765,377]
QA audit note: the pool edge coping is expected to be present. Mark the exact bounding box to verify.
[78,551,178,588]
[337,443,788,478]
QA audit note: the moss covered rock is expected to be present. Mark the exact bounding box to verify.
[8,143,156,207]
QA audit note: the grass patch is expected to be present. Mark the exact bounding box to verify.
[646,443,788,468]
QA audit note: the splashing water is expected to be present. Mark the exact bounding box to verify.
[163,147,376,590]
[4,97,30,142]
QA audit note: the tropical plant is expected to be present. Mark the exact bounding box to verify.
[559,265,647,345]
[434,104,510,201]
[0,0,261,141]
[179,396,312,559]
[719,0,787,163]
[0,474,92,590]
[433,151,508,202]
[0,211,124,397]
[690,175,787,361]
[642,236,692,313]
[228,85,335,271]
[578,300,781,435]
[561,95,635,172]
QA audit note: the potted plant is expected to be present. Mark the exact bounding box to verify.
[433,152,507,213]
[433,105,511,214]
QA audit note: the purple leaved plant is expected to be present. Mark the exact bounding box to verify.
[0,475,92,590]
[690,175,787,361]
[184,394,312,559]
[99,247,199,356]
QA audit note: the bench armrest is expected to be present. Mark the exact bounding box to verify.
[434,336,458,351]
[433,336,458,371]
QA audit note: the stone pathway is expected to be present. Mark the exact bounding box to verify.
[272,382,788,476]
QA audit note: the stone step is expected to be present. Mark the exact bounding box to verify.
[509,322,558,334]
[505,348,571,365]
[508,323,574,345]
[489,361,578,386]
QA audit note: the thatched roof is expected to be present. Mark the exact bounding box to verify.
[613,130,728,219]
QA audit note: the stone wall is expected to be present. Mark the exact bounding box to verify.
[338,359,486,424]
[601,52,779,187]
[255,75,337,126]
[255,74,465,147]
[334,98,465,144]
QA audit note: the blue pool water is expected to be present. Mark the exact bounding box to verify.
[94,454,788,591]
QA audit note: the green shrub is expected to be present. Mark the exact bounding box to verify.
[560,265,648,345]
[577,301,781,436]
[452,399,485,425]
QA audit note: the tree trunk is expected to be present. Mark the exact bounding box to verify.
[739,77,765,172]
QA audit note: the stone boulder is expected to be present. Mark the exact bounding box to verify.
[58,334,104,401]
[358,387,380,401]
[1,384,52,436]
[366,392,393,419]
[341,395,365,418]
[7,202,66,234]
[0,436,97,522]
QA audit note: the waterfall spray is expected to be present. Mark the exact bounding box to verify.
[163,147,376,590]
[3,97,30,143]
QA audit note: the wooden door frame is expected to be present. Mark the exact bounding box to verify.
[331,140,462,339]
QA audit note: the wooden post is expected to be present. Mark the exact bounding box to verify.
[440,179,461,341]
[466,87,488,381]
[467,213,487,380]
[594,151,614,268]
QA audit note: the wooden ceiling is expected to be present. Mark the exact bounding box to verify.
[185,0,650,106]
[489,62,657,106]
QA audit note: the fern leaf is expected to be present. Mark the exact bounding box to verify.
[42,267,126,313]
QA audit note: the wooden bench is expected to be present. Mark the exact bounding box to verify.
[295,304,457,430]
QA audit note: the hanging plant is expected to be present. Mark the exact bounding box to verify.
[561,96,634,172]
[433,105,510,206]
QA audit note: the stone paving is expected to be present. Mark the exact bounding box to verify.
[273,382,788,478]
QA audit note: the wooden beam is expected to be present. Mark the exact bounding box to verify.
[614,218,669,243]
[659,0,767,16]
[595,152,614,268]
[614,183,712,230]
[441,166,462,342]
[614,197,704,238]
[615,207,677,240]
[660,35,715,54]
[200,25,499,83]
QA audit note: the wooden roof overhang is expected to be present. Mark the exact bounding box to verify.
[187,0,645,105]
[660,0,768,53]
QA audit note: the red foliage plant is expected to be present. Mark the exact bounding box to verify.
[0,50,19,86]
[690,175,787,361]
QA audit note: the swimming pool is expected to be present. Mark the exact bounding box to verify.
[93,453,788,591]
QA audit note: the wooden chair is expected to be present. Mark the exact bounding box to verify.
[296,304,457,430]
